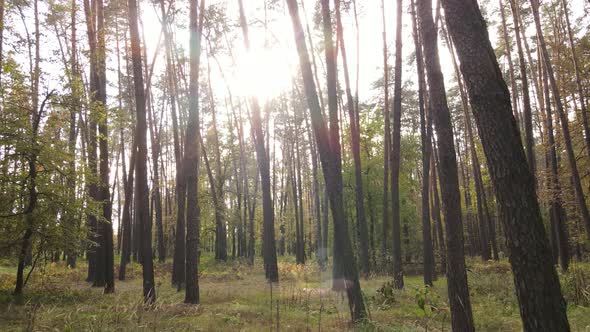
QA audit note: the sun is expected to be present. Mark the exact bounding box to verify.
[233,47,294,102]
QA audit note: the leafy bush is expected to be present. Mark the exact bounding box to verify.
[561,263,590,307]
[372,281,397,309]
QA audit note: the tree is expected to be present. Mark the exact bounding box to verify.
[442,0,570,329]
[390,0,404,290]
[184,0,205,304]
[237,0,279,282]
[380,0,391,270]
[128,0,155,304]
[410,0,435,286]
[416,0,474,329]
[286,0,366,322]
[529,0,590,242]
[334,0,369,278]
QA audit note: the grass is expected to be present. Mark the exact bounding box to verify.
[0,256,589,331]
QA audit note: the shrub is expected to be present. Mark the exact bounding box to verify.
[561,263,590,307]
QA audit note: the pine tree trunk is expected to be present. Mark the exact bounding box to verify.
[417,0,474,329]
[184,0,205,304]
[335,0,369,277]
[238,0,278,281]
[443,0,570,329]
[410,0,434,285]
[380,0,390,271]
[530,0,590,242]
[128,0,155,304]
[286,0,366,322]
[390,0,405,290]
[560,0,590,158]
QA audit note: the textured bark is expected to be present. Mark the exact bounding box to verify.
[335,0,369,278]
[441,23,493,260]
[390,0,404,290]
[417,0,474,329]
[184,0,205,304]
[286,0,366,322]
[411,0,434,285]
[238,0,278,282]
[443,0,570,330]
[530,0,590,242]
[128,0,155,303]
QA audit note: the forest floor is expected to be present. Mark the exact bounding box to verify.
[0,255,589,331]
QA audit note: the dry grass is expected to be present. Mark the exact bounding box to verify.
[0,256,589,331]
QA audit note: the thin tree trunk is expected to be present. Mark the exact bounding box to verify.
[184,0,205,304]
[390,0,404,290]
[335,0,369,278]
[411,0,434,285]
[237,0,278,282]
[286,0,366,322]
[530,0,590,241]
[507,0,536,178]
[380,0,390,271]
[128,0,155,303]
[560,0,590,158]
[417,0,474,329]
[541,61,569,271]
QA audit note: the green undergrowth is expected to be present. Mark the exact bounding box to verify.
[0,256,589,331]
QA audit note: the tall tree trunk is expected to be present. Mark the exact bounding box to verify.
[410,0,434,285]
[417,0,474,329]
[530,0,590,242]
[119,139,136,280]
[380,0,391,271]
[390,0,404,290]
[443,0,570,330]
[161,0,186,289]
[128,0,155,303]
[541,61,570,272]
[507,0,535,178]
[83,0,99,284]
[335,0,369,278]
[184,0,205,304]
[499,1,521,130]
[66,0,80,268]
[560,0,590,158]
[237,0,279,282]
[286,0,366,322]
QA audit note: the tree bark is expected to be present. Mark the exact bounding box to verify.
[184,0,205,304]
[411,0,435,285]
[335,0,369,278]
[390,0,405,290]
[443,0,570,329]
[128,0,155,304]
[380,0,390,271]
[286,0,366,322]
[417,0,474,329]
[237,0,279,282]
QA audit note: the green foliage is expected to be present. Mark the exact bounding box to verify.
[561,263,590,307]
